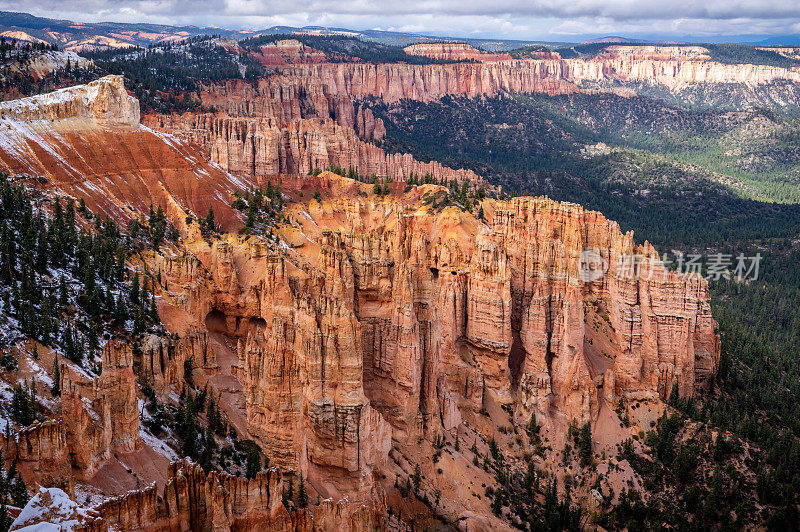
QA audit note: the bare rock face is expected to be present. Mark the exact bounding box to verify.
[0,78,248,232]
[59,338,142,480]
[275,47,800,101]
[0,421,72,492]
[156,181,717,509]
[150,112,482,186]
[564,45,800,87]
[404,43,513,62]
[77,460,380,532]
[250,39,328,66]
[4,50,94,83]
[176,234,393,501]
[278,61,578,102]
[0,75,139,125]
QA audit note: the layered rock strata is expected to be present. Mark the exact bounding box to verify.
[0,75,248,231]
[0,75,138,124]
[403,43,513,62]
[148,112,485,185]
[77,460,380,532]
[60,338,143,479]
[158,179,718,504]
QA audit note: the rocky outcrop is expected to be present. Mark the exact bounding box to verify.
[165,233,392,501]
[0,75,138,125]
[250,39,328,66]
[78,460,381,532]
[156,178,717,507]
[277,61,578,101]
[135,329,217,395]
[564,45,800,88]
[403,43,512,62]
[185,76,386,141]
[60,338,142,480]
[0,78,248,231]
[274,51,800,103]
[147,45,800,186]
[4,50,94,80]
[0,421,72,492]
[148,113,481,186]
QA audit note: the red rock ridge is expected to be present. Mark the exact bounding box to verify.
[77,460,381,532]
[151,179,717,509]
[250,39,329,66]
[403,43,513,62]
[0,76,249,231]
[147,112,488,188]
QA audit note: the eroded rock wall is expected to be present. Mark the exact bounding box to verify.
[77,460,380,532]
[148,112,486,186]
[59,338,142,480]
[159,183,717,505]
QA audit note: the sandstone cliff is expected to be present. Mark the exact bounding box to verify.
[0,75,248,231]
[235,45,800,106]
[0,75,723,529]
[250,39,328,66]
[152,175,717,510]
[147,112,487,187]
[59,338,143,480]
[0,75,138,124]
[76,460,380,532]
[403,43,513,62]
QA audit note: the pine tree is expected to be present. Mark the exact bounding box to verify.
[150,295,159,323]
[131,272,140,305]
[298,475,308,508]
[115,293,128,325]
[51,357,60,396]
[0,503,12,532]
[205,206,215,232]
[245,446,261,479]
[58,275,68,306]
[11,472,28,507]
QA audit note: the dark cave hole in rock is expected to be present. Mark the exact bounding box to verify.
[205,308,229,335]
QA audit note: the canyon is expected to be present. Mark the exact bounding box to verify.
[0,51,730,530]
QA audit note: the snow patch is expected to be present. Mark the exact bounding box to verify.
[11,487,92,531]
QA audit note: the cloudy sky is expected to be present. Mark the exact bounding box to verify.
[7,0,800,42]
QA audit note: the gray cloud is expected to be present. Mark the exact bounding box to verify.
[4,0,800,39]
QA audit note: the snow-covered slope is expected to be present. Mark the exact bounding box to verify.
[10,487,92,531]
[0,76,248,230]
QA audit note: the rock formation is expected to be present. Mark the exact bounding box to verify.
[249,39,328,66]
[403,43,513,62]
[59,337,143,479]
[148,112,487,186]
[0,421,72,492]
[0,75,248,231]
[0,73,724,530]
[152,177,717,507]
[144,44,800,192]
[276,60,578,102]
[0,75,138,124]
[77,460,380,532]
